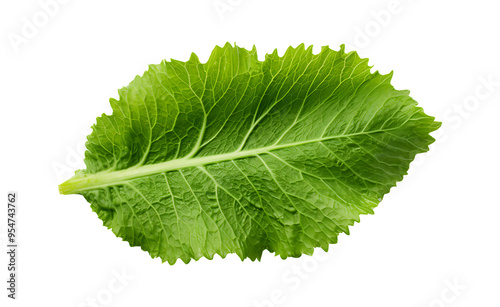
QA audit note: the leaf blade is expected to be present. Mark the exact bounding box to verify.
[60,43,440,264]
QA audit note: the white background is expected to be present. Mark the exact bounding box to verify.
[1,0,499,306]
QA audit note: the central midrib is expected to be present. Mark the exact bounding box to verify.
[59,128,395,194]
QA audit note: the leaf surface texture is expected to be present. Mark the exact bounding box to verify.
[60,43,440,264]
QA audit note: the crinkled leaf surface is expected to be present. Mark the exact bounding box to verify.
[60,43,440,264]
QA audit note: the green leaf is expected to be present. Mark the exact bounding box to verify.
[59,43,440,264]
